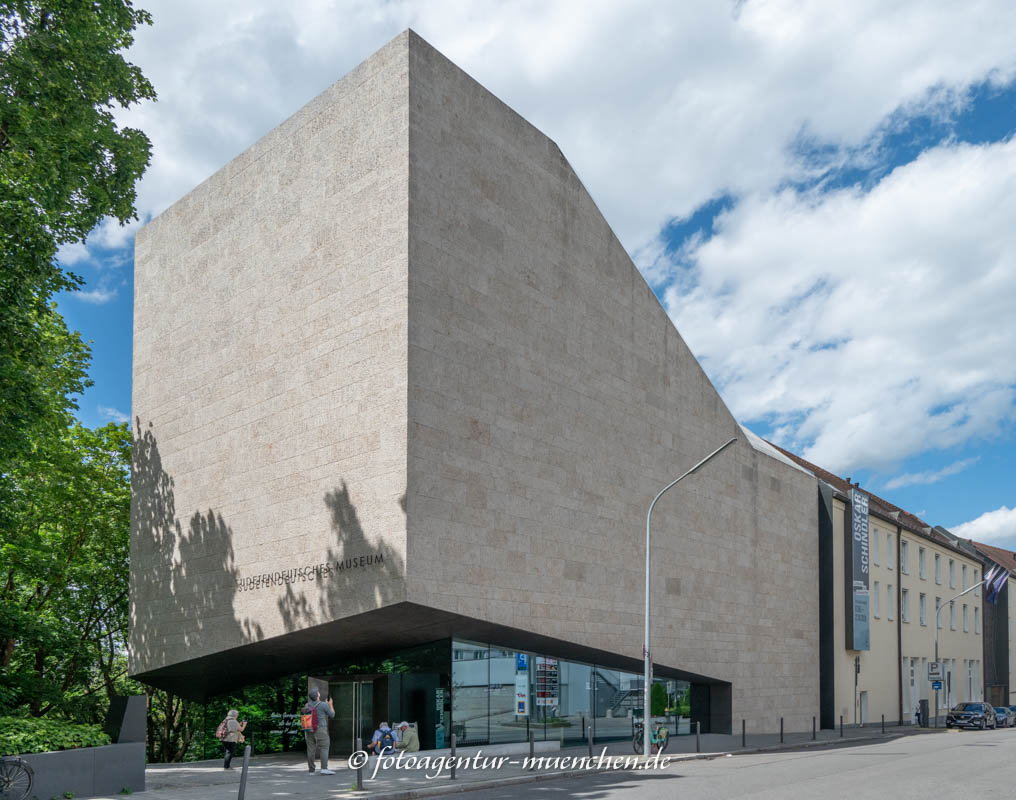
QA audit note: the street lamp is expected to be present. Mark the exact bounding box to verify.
[643,437,737,755]
[933,582,979,727]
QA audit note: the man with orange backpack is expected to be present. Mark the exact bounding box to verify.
[301,687,335,775]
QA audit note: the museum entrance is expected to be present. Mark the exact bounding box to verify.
[309,674,389,755]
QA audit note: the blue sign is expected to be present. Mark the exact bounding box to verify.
[932,680,942,691]
[516,653,528,671]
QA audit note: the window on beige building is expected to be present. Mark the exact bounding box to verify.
[888,535,895,570]
[902,588,910,622]
[936,596,942,629]
[888,584,895,621]
[873,580,881,618]
[935,554,941,584]
[920,593,927,626]
[963,604,969,632]
[949,559,955,589]
[872,529,880,566]
[974,570,980,598]
[962,564,968,590]
[975,606,981,634]
[950,602,956,630]
[901,541,909,574]
[919,547,926,579]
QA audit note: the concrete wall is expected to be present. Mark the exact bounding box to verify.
[20,743,145,800]
[130,34,412,677]
[403,32,819,732]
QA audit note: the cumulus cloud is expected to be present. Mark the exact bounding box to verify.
[952,506,1016,543]
[109,0,1016,247]
[98,406,130,424]
[76,0,1016,480]
[77,287,118,304]
[884,458,979,490]
[665,137,1016,474]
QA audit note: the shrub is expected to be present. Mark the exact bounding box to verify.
[0,716,111,756]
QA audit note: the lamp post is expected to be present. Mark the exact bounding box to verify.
[643,437,737,755]
[933,582,979,727]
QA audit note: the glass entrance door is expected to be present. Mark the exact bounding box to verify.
[330,680,374,754]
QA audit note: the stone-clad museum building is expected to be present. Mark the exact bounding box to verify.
[129,31,819,752]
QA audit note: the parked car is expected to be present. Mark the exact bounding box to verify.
[946,702,997,729]
[1001,707,1016,727]
[993,707,1009,727]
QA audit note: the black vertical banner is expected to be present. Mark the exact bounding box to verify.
[845,489,870,651]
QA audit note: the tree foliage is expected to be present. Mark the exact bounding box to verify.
[0,0,154,470]
[0,0,154,737]
[0,422,132,720]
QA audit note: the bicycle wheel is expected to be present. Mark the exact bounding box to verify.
[0,758,34,800]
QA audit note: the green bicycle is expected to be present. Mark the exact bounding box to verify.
[632,720,670,754]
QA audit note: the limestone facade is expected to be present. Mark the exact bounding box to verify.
[130,31,820,731]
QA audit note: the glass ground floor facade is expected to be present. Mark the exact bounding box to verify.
[304,638,690,755]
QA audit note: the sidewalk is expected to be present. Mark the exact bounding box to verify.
[89,724,942,800]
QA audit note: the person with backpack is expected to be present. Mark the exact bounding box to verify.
[301,687,335,775]
[218,709,247,769]
[367,721,398,755]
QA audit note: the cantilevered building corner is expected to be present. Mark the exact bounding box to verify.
[130,30,819,747]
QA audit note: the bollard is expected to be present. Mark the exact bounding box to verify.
[529,730,534,769]
[356,737,363,791]
[812,716,816,741]
[237,745,251,800]
[742,718,746,748]
[450,733,456,780]
[881,714,885,735]
[840,715,843,738]
[696,720,701,753]
[588,726,593,759]
[780,717,784,744]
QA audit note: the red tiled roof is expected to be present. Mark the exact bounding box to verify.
[763,440,964,552]
[971,540,1016,575]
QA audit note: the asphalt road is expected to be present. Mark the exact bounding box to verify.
[447,727,1016,800]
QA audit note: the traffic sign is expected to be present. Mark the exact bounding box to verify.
[928,661,942,680]
[931,680,942,691]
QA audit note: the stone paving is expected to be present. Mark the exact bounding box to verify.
[86,723,941,800]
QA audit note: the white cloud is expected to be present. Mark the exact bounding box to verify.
[74,1,1016,481]
[952,506,1016,543]
[109,0,1016,248]
[665,137,1016,473]
[77,287,118,304]
[98,406,130,424]
[56,241,90,267]
[884,458,979,490]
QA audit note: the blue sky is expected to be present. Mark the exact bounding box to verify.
[56,0,1016,548]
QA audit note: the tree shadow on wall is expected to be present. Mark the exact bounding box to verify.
[130,419,262,681]
[276,481,406,634]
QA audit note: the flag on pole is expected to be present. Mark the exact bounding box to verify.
[985,563,1008,604]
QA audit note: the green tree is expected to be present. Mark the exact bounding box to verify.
[0,0,155,471]
[650,682,667,717]
[0,422,132,720]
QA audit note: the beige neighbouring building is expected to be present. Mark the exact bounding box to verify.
[129,30,821,752]
[774,448,986,727]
